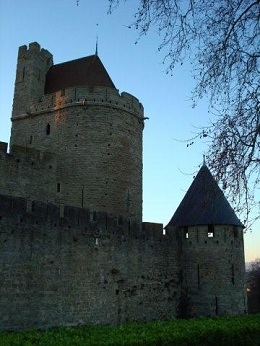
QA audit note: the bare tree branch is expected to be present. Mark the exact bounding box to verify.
[109,0,260,228]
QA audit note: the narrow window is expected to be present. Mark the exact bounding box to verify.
[91,211,97,222]
[208,224,214,237]
[57,183,60,193]
[46,123,50,135]
[215,296,219,316]
[118,215,123,226]
[81,185,84,208]
[22,67,25,80]
[29,135,33,144]
[184,226,189,239]
[231,264,235,285]
[105,213,108,230]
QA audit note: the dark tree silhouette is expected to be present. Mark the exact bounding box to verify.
[108,0,260,228]
[247,259,260,313]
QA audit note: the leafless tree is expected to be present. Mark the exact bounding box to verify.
[247,258,260,313]
[108,0,260,228]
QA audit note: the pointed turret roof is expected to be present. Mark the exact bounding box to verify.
[166,165,244,228]
[44,55,116,94]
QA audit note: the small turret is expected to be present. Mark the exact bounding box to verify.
[12,42,53,117]
[166,164,246,317]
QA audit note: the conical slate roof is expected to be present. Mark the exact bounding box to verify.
[166,164,244,228]
[45,55,116,94]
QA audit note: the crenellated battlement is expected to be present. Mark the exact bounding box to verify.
[0,193,167,241]
[0,141,8,153]
[0,145,57,203]
[0,143,55,166]
[18,42,53,64]
[175,224,244,246]
[12,86,144,120]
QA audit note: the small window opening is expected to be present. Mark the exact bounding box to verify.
[118,215,123,226]
[231,264,235,285]
[208,224,214,237]
[22,67,25,80]
[29,135,33,144]
[105,213,108,230]
[91,211,97,222]
[215,296,219,316]
[233,226,238,238]
[184,226,189,239]
[57,183,61,193]
[46,123,51,135]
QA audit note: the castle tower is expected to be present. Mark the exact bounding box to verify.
[12,42,53,117]
[10,43,144,223]
[165,163,247,317]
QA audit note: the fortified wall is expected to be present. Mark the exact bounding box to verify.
[0,42,247,331]
[0,142,57,203]
[0,193,245,330]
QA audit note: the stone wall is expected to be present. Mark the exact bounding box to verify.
[172,225,247,317]
[0,194,179,331]
[0,142,57,203]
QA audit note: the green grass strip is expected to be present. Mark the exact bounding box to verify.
[0,314,259,346]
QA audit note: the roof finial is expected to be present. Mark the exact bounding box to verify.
[95,36,98,56]
[203,154,206,166]
[95,23,99,56]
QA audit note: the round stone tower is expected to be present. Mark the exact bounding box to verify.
[10,43,144,223]
[165,163,247,317]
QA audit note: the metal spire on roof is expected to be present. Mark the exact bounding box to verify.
[95,36,98,56]
[95,23,99,56]
[203,154,206,166]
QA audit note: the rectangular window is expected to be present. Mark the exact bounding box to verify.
[184,226,189,239]
[57,183,61,193]
[208,224,214,237]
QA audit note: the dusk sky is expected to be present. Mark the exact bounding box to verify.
[0,0,259,262]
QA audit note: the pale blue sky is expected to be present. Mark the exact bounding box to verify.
[0,0,259,261]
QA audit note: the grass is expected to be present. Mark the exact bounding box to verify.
[0,314,259,346]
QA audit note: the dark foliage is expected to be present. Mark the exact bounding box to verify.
[247,258,260,313]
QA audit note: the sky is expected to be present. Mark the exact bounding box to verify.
[0,0,259,262]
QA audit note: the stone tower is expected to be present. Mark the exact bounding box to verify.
[165,163,247,317]
[10,42,144,223]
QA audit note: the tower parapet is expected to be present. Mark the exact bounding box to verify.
[12,42,53,117]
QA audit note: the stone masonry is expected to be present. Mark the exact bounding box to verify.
[0,42,247,331]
